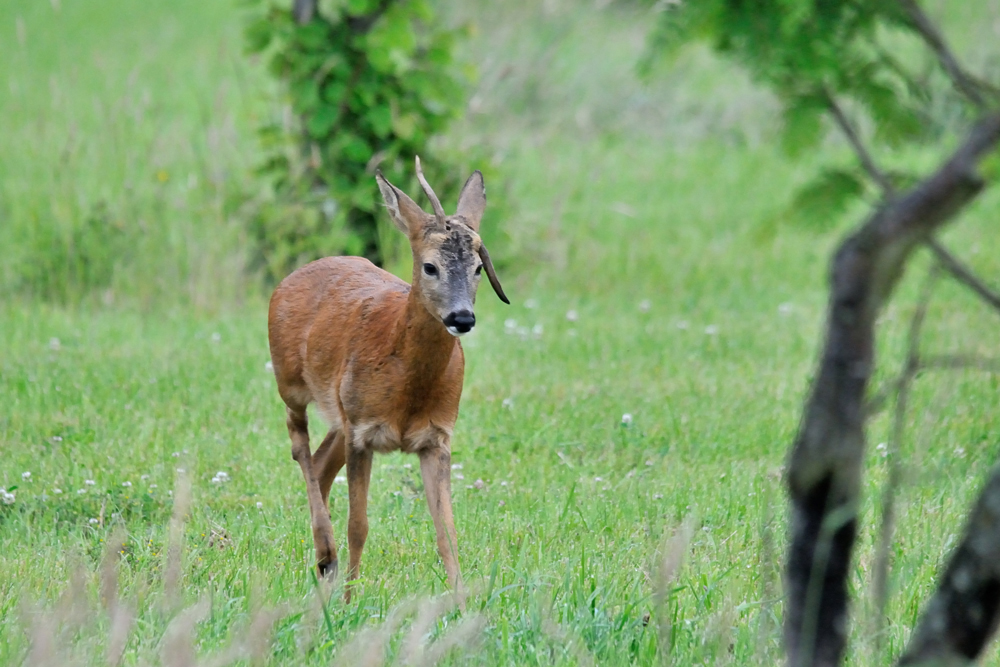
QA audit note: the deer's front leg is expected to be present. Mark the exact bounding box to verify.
[419,445,463,598]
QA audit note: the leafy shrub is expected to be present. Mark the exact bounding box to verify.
[245,0,489,283]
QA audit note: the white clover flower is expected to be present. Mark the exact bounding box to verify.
[500,481,509,487]
[451,463,463,470]
[211,471,230,484]
[532,324,544,338]
[84,479,95,486]
[504,318,518,333]
[53,488,62,494]
[876,442,888,458]
[566,310,578,322]
[1,489,15,505]
[525,298,538,309]
[594,476,604,482]
[334,476,346,484]
[265,360,274,372]
[621,413,633,426]
[705,325,719,335]
[778,302,794,315]
[502,397,514,410]
[675,320,689,330]
[122,481,132,487]
[402,463,412,470]
[211,332,221,342]
[256,501,263,509]
[639,300,651,312]
[140,475,149,481]
[77,489,86,495]
[455,473,465,480]
[473,479,485,490]
[172,452,180,457]
[149,484,158,490]
[49,337,61,351]
[955,446,966,458]
[653,493,664,500]
[176,468,185,474]
[88,518,98,525]
[21,471,31,480]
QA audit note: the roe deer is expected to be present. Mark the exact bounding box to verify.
[267,157,508,600]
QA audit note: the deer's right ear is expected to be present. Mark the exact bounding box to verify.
[376,171,425,235]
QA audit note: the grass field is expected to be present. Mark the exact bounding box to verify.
[3,1,1000,665]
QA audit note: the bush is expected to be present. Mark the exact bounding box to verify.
[245,0,486,283]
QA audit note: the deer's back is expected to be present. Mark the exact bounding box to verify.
[268,256,409,410]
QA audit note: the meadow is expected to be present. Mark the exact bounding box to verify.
[2,1,1000,665]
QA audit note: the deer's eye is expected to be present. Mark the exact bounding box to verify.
[423,263,439,277]
[474,264,483,276]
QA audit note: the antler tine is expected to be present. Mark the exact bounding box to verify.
[415,155,447,223]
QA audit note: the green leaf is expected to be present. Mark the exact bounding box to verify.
[307,105,339,138]
[290,79,321,112]
[784,168,867,230]
[780,98,825,157]
[365,104,392,138]
[244,17,274,54]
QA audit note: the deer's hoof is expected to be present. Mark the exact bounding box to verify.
[317,556,338,582]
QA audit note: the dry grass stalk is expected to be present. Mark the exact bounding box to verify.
[164,472,192,613]
[653,517,695,658]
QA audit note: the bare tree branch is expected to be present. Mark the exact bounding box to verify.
[824,90,896,196]
[897,465,1000,665]
[785,112,1000,667]
[898,0,994,109]
[873,266,938,654]
[927,239,1000,316]
[293,0,316,24]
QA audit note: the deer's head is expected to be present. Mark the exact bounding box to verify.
[376,157,509,337]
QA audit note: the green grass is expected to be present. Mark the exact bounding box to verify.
[3,1,1000,665]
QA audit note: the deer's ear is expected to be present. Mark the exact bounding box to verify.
[455,170,487,232]
[376,171,428,235]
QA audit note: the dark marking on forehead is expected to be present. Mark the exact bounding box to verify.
[440,228,475,273]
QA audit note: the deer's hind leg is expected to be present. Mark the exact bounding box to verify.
[314,427,347,505]
[286,406,339,579]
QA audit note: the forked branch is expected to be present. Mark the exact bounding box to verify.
[785,111,1000,667]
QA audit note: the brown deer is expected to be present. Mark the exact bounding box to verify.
[267,157,508,601]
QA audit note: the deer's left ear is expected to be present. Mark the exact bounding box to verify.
[455,171,487,232]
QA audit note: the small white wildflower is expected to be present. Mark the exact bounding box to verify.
[778,302,794,315]
[502,397,514,410]
[334,476,346,484]
[176,468,185,474]
[621,413,633,426]
[172,452,180,457]
[955,446,966,458]
[402,463,412,470]
[256,501,263,509]
[149,484,157,489]
[876,442,888,458]
[504,318,518,333]
[705,325,719,335]
[645,459,654,466]
[77,489,86,495]
[53,488,62,494]
[211,471,230,484]
[525,298,538,309]
[211,332,221,342]
[122,481,132,487]
[21,471,31,480]
[639,300,651,312]
[140,474,149,481]
[1,489,15,504]
[500,481,509,487]
[265,360,274,372]
[88,518,98,525]
[451,463,463,470]
[49,337,61,351]
[84,479,95,486]
[498,500,506,507]
[455,473,465,480]
[675,320,689,330]
[565,310,578,322]
[594,476,603,482]
[532,324,544,338]
[653,493,663,500]
[473,479,485,490]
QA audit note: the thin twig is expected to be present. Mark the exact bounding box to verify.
[926,239,1000,316]
[824,90,896,196]
[872,265,938,655]
[897,0,993,109]
[922,354,1000,374]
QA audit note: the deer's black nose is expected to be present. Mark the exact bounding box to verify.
[444,310,476,334]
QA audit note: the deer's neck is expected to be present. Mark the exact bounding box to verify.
[395,285,457,388]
